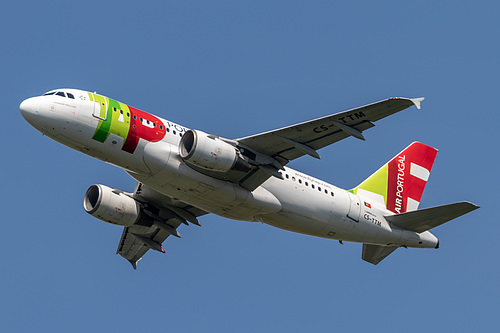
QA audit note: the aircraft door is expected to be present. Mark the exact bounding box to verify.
[90,93,107,120]
[347,192,361,222]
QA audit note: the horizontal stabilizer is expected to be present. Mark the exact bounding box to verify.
[362,244,398,265]
[385,201,479,233]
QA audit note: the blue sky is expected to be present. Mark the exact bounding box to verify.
[2,1,497,332]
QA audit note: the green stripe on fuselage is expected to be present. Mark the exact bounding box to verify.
[108,100,130,141]
[91,93,130,147]
[91,93,111,142]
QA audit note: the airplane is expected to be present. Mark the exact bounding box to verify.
[19,89,479,269]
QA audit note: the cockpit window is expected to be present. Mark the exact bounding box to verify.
[43,90,75,99]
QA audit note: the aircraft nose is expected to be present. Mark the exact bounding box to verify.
[20,97,40,124]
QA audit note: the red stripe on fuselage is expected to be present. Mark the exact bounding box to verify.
[122,106,166,154]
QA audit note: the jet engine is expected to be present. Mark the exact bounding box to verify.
[83,184,141,226]
[179,129,251,173]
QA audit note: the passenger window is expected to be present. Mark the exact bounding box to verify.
[67,93,75,99]
[56,91,66,97]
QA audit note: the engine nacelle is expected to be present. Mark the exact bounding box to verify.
[83,184,141,226]
[179,129,251,173]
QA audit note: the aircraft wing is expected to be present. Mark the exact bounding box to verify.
[238,97,423,160]
[234,97,423,190]
[116,182,208,269]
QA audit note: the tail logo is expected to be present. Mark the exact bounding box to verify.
[392,156,431,213]
[394,155,405,213]
[351,142,438,214]
[387,143,437,213]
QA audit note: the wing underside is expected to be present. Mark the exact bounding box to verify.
[234,97,423,190]
[238,97,422,160]
[177,98,422,192]
[117,225,176,269]
[116,182,207,269]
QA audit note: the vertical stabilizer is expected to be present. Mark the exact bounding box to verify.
[351,142,438,214]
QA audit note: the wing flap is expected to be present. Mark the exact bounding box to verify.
[384,201,479,233]
[362,244,398,265]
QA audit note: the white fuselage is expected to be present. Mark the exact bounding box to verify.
[20,89,438,249]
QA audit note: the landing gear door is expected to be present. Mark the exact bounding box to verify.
[90,93,107,121]
[347,192,361,222]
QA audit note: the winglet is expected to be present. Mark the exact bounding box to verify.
[128,258,141,270]
[410,97,425,110]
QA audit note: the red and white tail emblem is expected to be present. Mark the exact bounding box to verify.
[386,142,438,214]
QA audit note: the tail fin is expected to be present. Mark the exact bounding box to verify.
[351,142,438,214]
